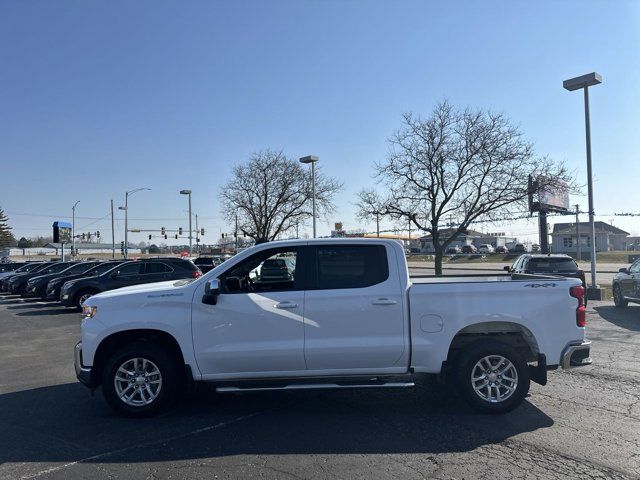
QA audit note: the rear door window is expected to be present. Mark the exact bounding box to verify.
[144,262,173,274]
[113,263,144,276]
[311,245,388,290]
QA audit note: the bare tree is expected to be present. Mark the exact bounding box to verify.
[220,149,342,243]
[357,101,573,274]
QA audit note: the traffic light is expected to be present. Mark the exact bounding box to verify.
[161,226,166,236]
[164,234,168,240]
[120,241,124,253]
[148,234,152,240]
[196,238,200,243]
[81,233,86,240]
[175,234,178,239]
[178,227,183,235]
[96,231,100,238]
[200,228,205,236]
[221,233,225,238]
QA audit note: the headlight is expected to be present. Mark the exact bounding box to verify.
[82,305,97,318]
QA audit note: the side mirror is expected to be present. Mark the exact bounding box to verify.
[619,268,629,274]
[503,266,511,272]
[202,278,220,305]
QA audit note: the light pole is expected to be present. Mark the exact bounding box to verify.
[71,200,80,258]
[564,72,602,299]
[299,155,319,238]
[119,187,150,259]
[180,189,193,255]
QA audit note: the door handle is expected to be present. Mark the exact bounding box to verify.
[371,298,397,306]
[275,302,298,309]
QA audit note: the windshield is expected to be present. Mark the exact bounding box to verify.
[62,262,98,275]
[528,258,579,272]
[87,262,123,276]
[40,262,75,275]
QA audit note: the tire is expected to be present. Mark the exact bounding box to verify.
[613,285,628,308]
[101,342,180,417]
[455,341,530,414]
[74,289,98,309]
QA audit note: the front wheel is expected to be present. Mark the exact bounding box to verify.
[455,341,530,414]
[102,342,180,417]
[613,285,628,308]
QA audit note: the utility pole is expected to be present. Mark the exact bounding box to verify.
[71,201,80,259]
[575,204,581,261]
[195,213,199,254]
[376,212,380,238]
[110,200,115,259]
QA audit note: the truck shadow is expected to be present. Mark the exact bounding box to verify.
[0,381,553,466]
[594,305,640,332]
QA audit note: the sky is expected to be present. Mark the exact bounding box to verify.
[1,0,639,246]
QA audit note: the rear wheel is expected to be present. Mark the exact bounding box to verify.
[613,285,628,308]
[455,341,530,414]
[102,342,180,417]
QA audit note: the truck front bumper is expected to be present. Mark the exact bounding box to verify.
[560,340,592,369]
[74,342,96,388]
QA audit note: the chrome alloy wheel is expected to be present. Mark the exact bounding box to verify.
[471,355,518,403]
[79,293,93,306]
[114,358,163,406]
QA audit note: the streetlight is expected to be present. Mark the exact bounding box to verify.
[299,155,319,238]
[563,72,602,299]
[119,187,150,259]
[180,189,193,255]
[71,200,80,258]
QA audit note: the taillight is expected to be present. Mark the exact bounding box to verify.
[570,285,586,327]
[192,270,202,278]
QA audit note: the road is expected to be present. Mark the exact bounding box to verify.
[407,261,620,286]
[0,294,639,479]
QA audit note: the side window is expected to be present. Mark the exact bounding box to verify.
[114,263,144,276]
[630,260,640,273]
[145,262,173,274]
[221,248,300,293]
[312,245,388,290]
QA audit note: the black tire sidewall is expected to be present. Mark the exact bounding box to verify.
[102,342,179,417]
[613,285,628,308]
[456,341,530,414]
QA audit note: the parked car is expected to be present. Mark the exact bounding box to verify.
[445,246,461,254]
[531,244,541,252]
[494,246,509,254]
[513,243,526,253]
[10,261,78,296]
[75,239,590,417]
[506,254,586,291]
[45,260,125,301]
[24,261,102,298]
[477,244,494,254]
[61,258,202,309]
[461,245,477,254]
[0,262,48,293]
[0,262,26,274]
[0,262,40,282]
[193,257,216,273]
[612,259,640,308]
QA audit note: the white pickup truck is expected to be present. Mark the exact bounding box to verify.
[75,239,591,417]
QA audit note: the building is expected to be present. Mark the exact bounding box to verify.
[551,222,630,253]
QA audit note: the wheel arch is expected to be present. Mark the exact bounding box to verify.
[91,329,187,387]
[446,321,540,366]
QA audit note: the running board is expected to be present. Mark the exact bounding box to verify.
[216,382,415,393]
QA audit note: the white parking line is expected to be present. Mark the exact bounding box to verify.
[20,411,262,479]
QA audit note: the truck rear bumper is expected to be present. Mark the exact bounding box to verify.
[561,341,592,369]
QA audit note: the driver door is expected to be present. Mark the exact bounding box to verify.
[191,246,307,378]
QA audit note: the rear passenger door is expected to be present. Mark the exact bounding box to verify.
[109,262,145,288]
[143,262,174,282]
[302,243,407,373]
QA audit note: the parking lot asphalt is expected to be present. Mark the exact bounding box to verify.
[0,294,639,480]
